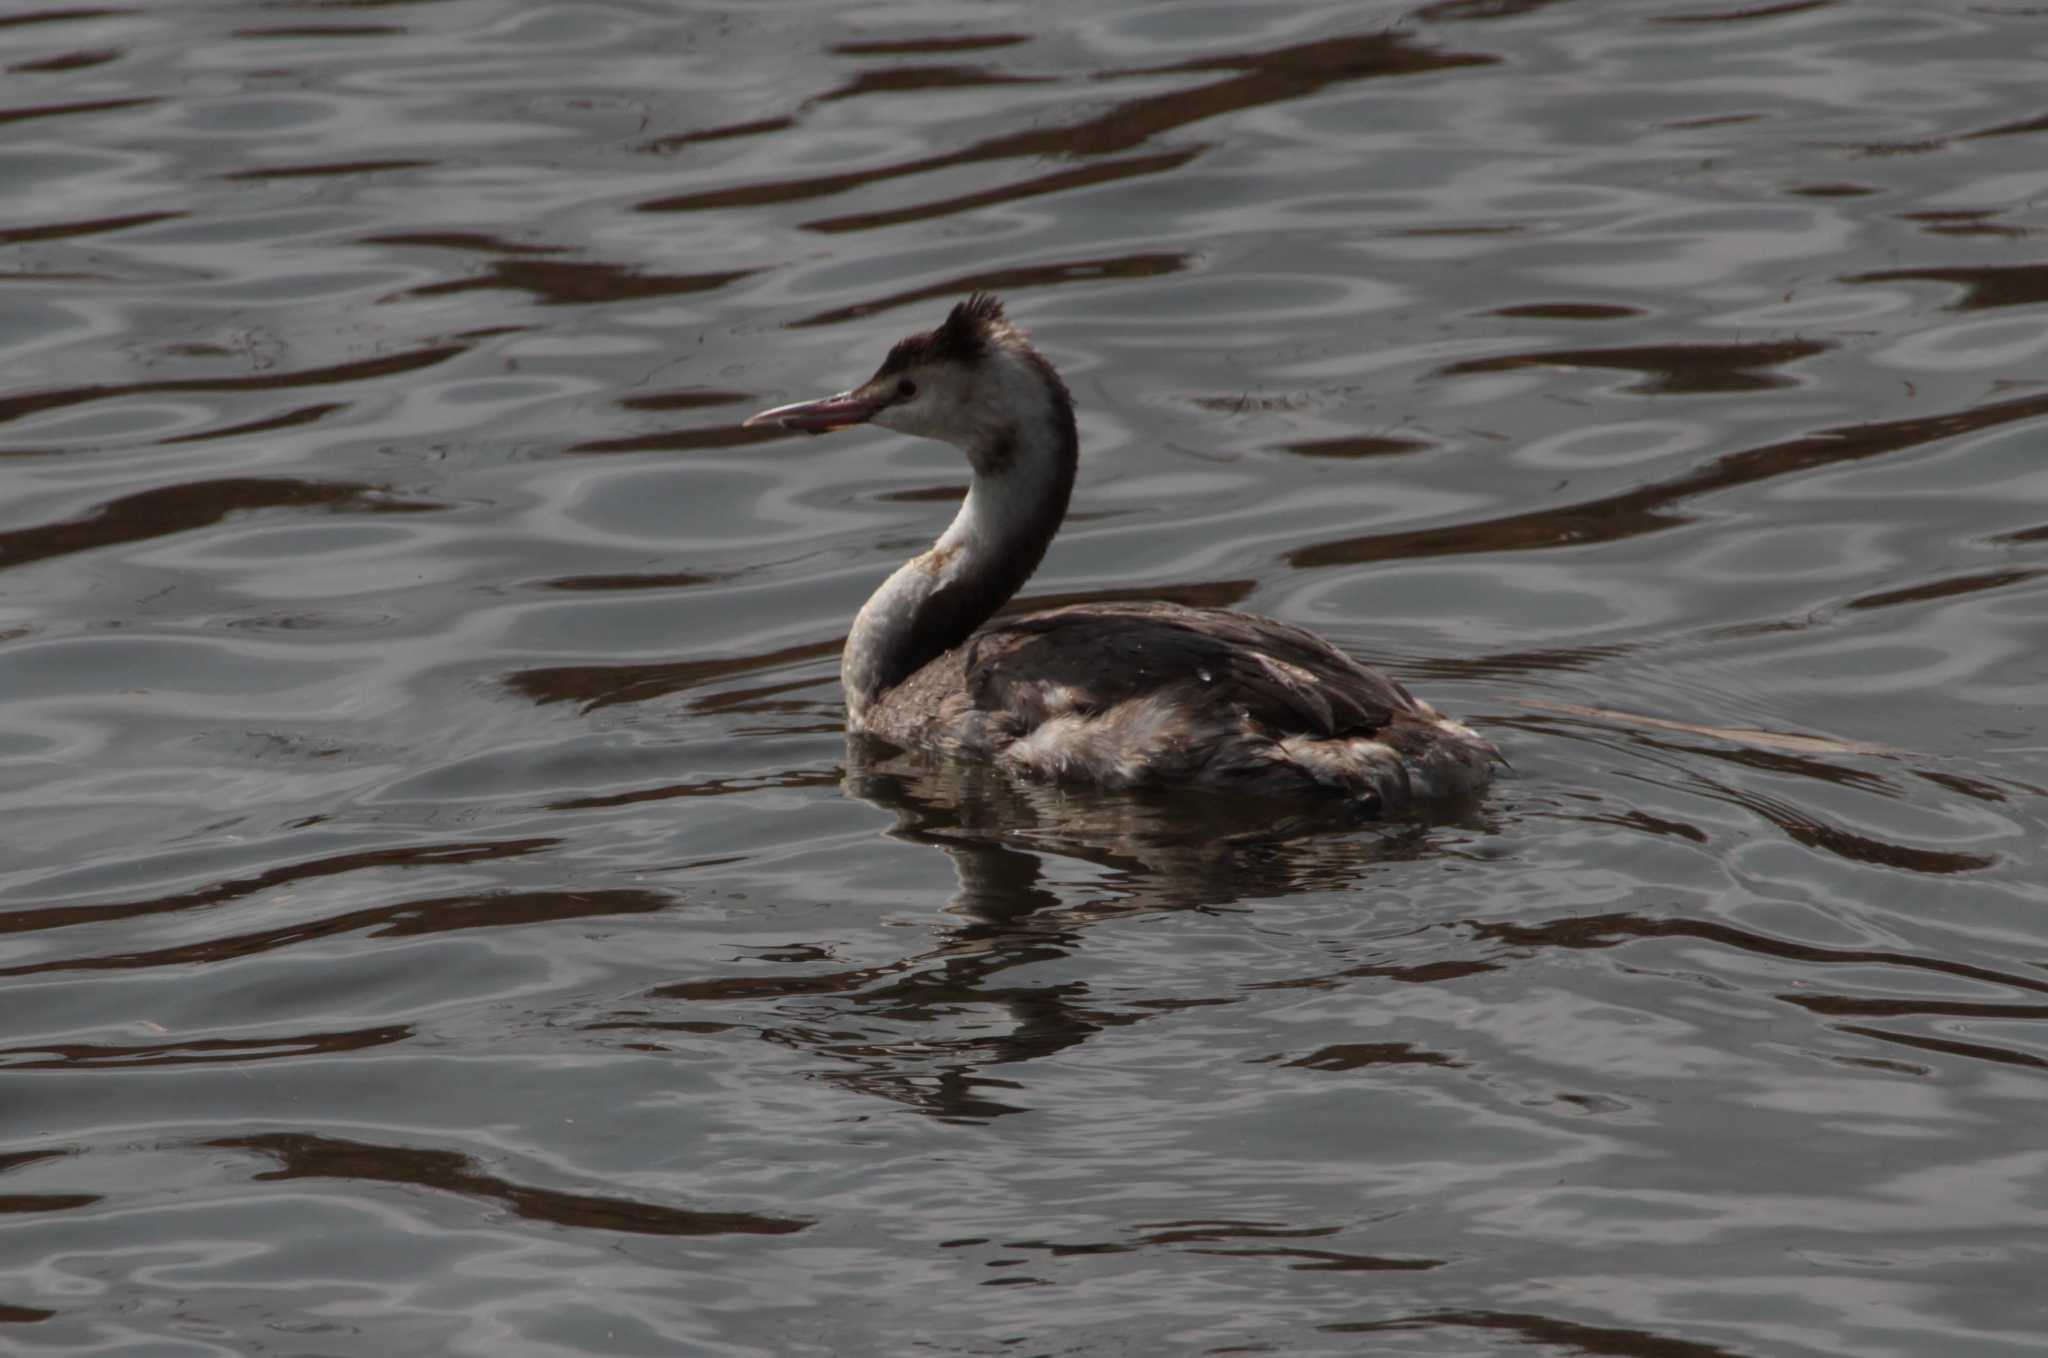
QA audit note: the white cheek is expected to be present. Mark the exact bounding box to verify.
[884,405,939,441]
[875,383,967,444]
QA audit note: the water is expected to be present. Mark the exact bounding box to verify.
[3,1,2046,1353]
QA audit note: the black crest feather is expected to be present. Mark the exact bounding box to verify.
[936,292,1006,361]
[874,292,1011,378]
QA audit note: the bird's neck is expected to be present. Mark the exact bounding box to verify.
[842,384,1077,729]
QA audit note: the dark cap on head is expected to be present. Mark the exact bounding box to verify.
[875,292,1010,378]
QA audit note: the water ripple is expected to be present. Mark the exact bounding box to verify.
[4,2,2048,1353]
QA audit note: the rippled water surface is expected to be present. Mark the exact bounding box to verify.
[4,1,2047,1353]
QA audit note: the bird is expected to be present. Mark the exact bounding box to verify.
[744,294,1497,815]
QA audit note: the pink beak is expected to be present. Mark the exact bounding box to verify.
[743,387,887,435]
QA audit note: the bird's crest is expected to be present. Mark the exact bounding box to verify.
[876,292,1016,377]
[935,292,1011,362]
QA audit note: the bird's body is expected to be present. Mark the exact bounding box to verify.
[746,294,1495,815]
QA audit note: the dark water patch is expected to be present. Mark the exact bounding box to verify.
[0,270,102,286]
[0,1193,98,1213]
[1490,302,1644,320]
[366,889,673,938]
[651,970,884,1015]
[1653,738,1898,793]
[1569,807,1712,845]
[1663,112,1765,131]
[389,258,760,308]
[790,252,1193,326]
[1471,912,2048,997]
[1961,108,2048,140]
[587,1016,740,1038]
[232,24,407,39]
[0,95,153,126]
[220,158,434,181]
[158,401,346,444]
[1289,386,2048,567]
[8,47,119,72]
[806,147,1204,233]
[823,1069,1031,1123]
[1913,769,2014,803]
[1843,567,2043,612]
[879,483,966,503]
[1415,0,1575,18]
[1398,643,1637,681]
[0,888,672,978]
[644,31,1495,217]
[540,570,721,592]
[814,64,1051,105]
[210,1133,809,1237]
[0,1024,409,1071]
[640,115,795,154]
[0,340,468,427]
[775,1009,1110,1119]
[1694,782,1996,873]
[1440,338,1831,395]
[507,638,842,711]
[1135,1221,1340,1247]
[1333,1309,1744,1358]
[978,1237,1133,1257]
[1785,181,1880,197]
[1655,0,1835,23]
[1282,1041,1465,1070]
[0,838,555,938]
[1189,1244,1444,1272]
[0,9,131,33]
[690,674,837,716]
[1189,389,1314,414]
[1277,433,1432,459]
[650,953,955,1005]
[640,952,1121,1123]
[548,769,842,812]
[832,34,1031,56]
[1846,262,2048,309]
[1787,995,2048,1021]
[1835,1024,2048,1073]
[1906,211,2035,240]
[1851,137,1950,157]
[362,230,568,256]
[1001,580,1261,614]
[1245,958,1504,993]
[0,477,439,574]
[1107,28,1496,87]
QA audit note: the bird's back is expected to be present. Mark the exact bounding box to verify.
[859,602,1495,813]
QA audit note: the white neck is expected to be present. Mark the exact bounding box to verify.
[842,363,1077,728]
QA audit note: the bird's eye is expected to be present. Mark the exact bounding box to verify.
[895,378,917,400]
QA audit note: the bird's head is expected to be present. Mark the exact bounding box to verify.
[745,294,1062,465]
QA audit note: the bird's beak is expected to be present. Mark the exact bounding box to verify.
[743,385,887,435]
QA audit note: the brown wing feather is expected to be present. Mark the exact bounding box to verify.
[961,602,1420,738]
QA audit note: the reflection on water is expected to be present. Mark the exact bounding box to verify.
[2,0,2046,1353]
[210,1133,811,1237]
[844,737,1453,913]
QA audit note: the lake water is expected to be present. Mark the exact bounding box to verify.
[3,1,2046,1353]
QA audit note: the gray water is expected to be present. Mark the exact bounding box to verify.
[2,2,2046,1354]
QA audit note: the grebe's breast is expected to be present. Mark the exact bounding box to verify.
[857,602,1496,814]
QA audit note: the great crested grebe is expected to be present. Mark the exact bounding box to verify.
[745,294,1496,814]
